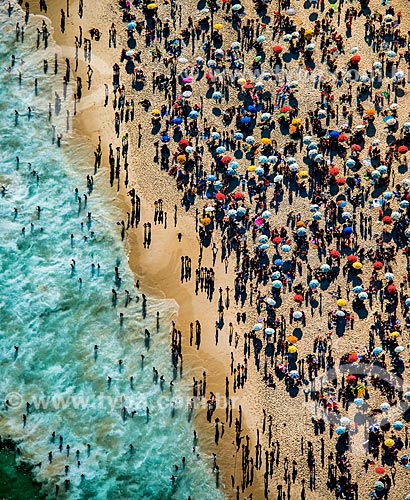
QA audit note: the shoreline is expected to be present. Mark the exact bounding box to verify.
[31,0,258,498]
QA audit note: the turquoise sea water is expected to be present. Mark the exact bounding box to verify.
[0,4,223,499]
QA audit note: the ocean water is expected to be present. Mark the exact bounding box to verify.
[0,4,223,499]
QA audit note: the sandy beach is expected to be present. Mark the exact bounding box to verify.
[3,0,410,497]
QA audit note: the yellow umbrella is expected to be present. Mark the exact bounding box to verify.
[305,29,314,36]
[152,109,160,116]
[177,154,186,163]
[287,335,298,344]
[352,262,363,270]
[248,165,256,172]
[292,118,302,126]
[337,299,347,307]
[214,23,223,30]
[147,3,157,8]
[261,138,271,145]
[288,345,298,354]
[365,109,376,116]
[201,217,211,226]
[390,331,400,339]
[384,439,395,447]
[296,221,306,227]
[237,77,246,85]
[299,170,309,179]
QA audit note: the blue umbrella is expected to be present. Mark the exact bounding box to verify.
[271,271,281,280]
[335,426,347,435]
[259,244,270,250]
[338,200,347,208]
[189,110,199,119]
[272,280,282,289]
[211,132,220,140]
[320,264,330,272]
[369,424,380,433]
[161,135,170,142]
[216,146,226,154]
[405,298,410,307]
[297,227,307,236]
[248,105,257,113]
[230,161,239,169]
[342,227,353,237]
[281,244,291,252]
[353,285,363,294]
[241,116,251,124]
[206,174,217,181]
[353,397,364,407]
[372,347,383,356]
[173,117,183,124]
[255,167,265,176]
[309,279,319,289]
[226,168,236,175]
[274,259,283,267]
[329,130,340,139]
[212,91,222,100]
[128,22,137,30]
[237,207,246,216]
[246,136,255,144]
[393,421,404,431]
[234,132,244,140]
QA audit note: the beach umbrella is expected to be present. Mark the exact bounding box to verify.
[206,174,217,181]
[303,135,313,145]
[335,426,347,435]
[374,481,385,491]
[313,212,322,220]
[380,402,391,412]
[393,421,404,430]
[292,311,302,320]
[255,81,265,90]
[261,138,271,146]
[245,136,255,144]
[215,192,226,201]
[227,209,237,217]
[233,132,244,140]
[321,264,330,272]
[286,8,296,14]
[391,212,401,221]
[259,156,268,164]
[371,170,381,179]
[185,146,194,153]
[283,34,293,42]
[173,117,183,125]
[348,353,358,363]
[351,55,361,64]
[274,175,283,183]
[241,116,251,124]
[257,35,266,43]
[383,192,393,200]
[231,41,241,50]
[329,167,339,176]
[272,280,283,289]
[330,249,340,259]
[290,164,299,173]
[182,90,192,98]
[201,217,211,226]
[336,178,346,185]
[248,105,257,113]
[400,200,409,208]
[354,397,364,407]
[221,155,232,165]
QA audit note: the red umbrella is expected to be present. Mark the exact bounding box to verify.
[329,167,339,176]
[293,294,304,303]
[233,192,244,200]
[382,215,393,224]
[387,284,397,294]
[179,138,189,147]
[215,192,226,201]
[375,467,386,475]
[351,55,361,64]
[338,133,348,142]
[336,177,346,185]
[330,249,340,258]
[243,83,254,89]
[373,261,383,270]
[272,236,282,245]
[221,155,232,164]
[273,45,283,53]
[348,353,358,363]
[351,144,362,151]
[280,106,291,113]
[347,255,357,263]
[346,374,357,385]
[398,145,408,154]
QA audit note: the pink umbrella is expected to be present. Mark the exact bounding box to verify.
[183,77,193,83]
[255,217,264,226]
